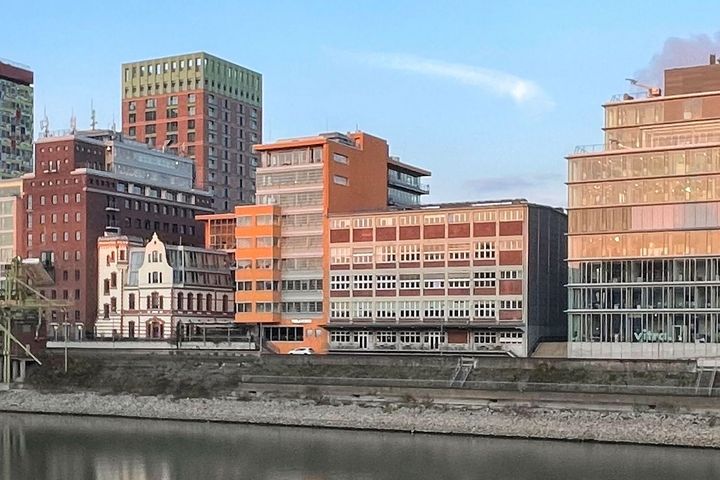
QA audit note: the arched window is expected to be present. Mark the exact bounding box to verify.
[177,292,184,310]
[206,293,213,311]
[187,293,194,311]
[197,294,203,311]
[222,295,229,312]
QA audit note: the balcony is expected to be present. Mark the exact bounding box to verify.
[388,175,430,194]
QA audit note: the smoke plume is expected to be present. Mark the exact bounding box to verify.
[635,33,720,85]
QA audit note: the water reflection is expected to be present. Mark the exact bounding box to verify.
[1,413,719,480]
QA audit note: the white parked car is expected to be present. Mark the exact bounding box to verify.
[288,347,315,355]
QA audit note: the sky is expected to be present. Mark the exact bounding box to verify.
[5,0,720,207]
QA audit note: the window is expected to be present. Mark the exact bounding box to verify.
[475,331,497,344]
[353,218,373,228]
[424,300,445,318]
[331,218,351,229]
[448,300,470,318]
[448,274,471,288]
[376,245,396,263]
[424,214,446,225]
[475,241,496,259]
[330,275,350,291]
[352,248,373,264]
[500,269,523,280]
[399,215,419,226]
[330,301,351,319]
[498,239,522,250]
[499,209,524,221]
[333,153,348,164]
[330,247,350,265]
[333,175,349,186]
[423,274,445,290]
[263,327,304,342]
[474,271,497,288]
[399,274,421,290]
[353,301,373,319]
[399,331,422,344]
[399,244,420,262]
[474,210,497,222]
[423,244,445,261]
[128,294,136,310]
[110,272,117,288]
[376,275,397,290]
[448,243,470,260]
[353,274,373,290]
[500,299,523,310]
[236,281,252,290]
[475,301,496,318]
[375,301,396,319]
[330,331,352,342]
[448,212,468,223]
[399,301,420,319]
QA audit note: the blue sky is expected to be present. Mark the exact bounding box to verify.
[6,0,720,206]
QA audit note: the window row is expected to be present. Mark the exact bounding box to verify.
[329,299,522,319]
[331,209,522,229]
[330,242,499,264]
[330,271,521,290]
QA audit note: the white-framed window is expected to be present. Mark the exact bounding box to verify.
[330,247,351,265]
[236,216,252,226]
[500,299,523,310]
[376,275,397,290]
[474,210,497,222]
[399,215,419,226]
[475,241,496,259]
[448,300,470,318]
[353,301,373,318]
[423,300,445,318]
[399,301,420,318]
[331,218,350,229]
[330,301,351,319]
[499,209,524,221]
[447,274,471,288]
[399,331,421,344]
[330,275,351,291]
[500,269,523,280]
[474,271,497,288]
[353,217,373,228]
[423,244,445,261]
[333,175,349,186]
[399,244,420,262]
[498,239,522,250]
[474,331,497,344]
[377,217,396,227]
[448,212,468,223]
[375,301,396,318]
[376,245,396,263]
[448,243,470,260]
[423,214,445,225]
[376,331,397,344]
[423,274,445,289]
[352,248,373,264]
[331,331,352,343]
[333,153,348,164]
[499,331,523,344]
[353,274,373,290]
[474,301,496,318]
[399,274,421,290]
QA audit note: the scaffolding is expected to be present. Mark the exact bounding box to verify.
[0,257,68,386]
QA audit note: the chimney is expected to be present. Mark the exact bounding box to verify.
[711,54,717,65]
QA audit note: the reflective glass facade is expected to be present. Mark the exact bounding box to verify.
[567,64,720,358]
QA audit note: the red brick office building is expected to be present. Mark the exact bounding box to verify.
[23,130,212,338]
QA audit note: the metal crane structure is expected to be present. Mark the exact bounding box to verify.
[0,257,67,386]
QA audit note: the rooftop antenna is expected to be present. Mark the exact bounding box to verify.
[40,108,49,138]
[90,99,97,130]
[69,110,77,134]
[111,113,116,132]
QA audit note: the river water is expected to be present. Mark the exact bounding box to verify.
[2,413,719,480]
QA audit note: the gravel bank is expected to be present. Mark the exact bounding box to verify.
[1,389,718,448]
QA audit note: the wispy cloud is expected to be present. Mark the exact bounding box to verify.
[347,51,553,107]
[462,173,566,207]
